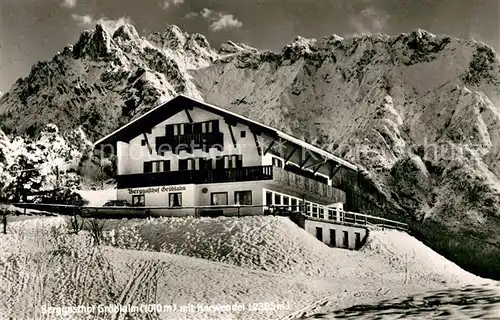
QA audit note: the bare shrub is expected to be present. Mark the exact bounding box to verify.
[85,218,106,246]
[0,204,9,234]
[67,214,85,235]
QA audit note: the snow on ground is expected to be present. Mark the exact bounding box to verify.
[292,282,500,319]
[100,216,485,286]
[0,216,496,320]
[77,189,117,206]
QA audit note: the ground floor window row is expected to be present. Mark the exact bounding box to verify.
[264,189,342,220]
[131,190,253,207]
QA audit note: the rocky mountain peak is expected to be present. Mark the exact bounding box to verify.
[219,40,259,54]
[1,26,500,278]
[113,24,140,42]
[72,24,118,61]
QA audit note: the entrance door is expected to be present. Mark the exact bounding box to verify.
[342,231,349,248]
[316,227,323,242]
[330,229,336,246]
[355,232,361,249]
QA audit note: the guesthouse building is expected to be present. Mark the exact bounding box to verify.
[94,95,358,219]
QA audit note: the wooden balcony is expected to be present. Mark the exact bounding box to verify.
[116,165,345,204]
[270,167,346,204]
[116,165,273,188]
[155,132,224,154]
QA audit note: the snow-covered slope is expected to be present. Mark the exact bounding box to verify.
[0,25,499,278]
[100,216,483,286]
[0,216,494,320]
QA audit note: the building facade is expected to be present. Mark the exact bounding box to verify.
[94,95,358,218]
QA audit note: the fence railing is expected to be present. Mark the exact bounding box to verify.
[10,202,408,230]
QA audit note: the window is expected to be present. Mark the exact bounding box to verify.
[144,160,171,173]
[163,160,171,172]
[225,155,242,169]
[141,139,147,146]
[274,193,281,205]
[319,207,324,219]
[235,191,252,205]
[299,200,304,213]
[291,198,298,212]
[179,158,196,171]
[330,229,336,246]
[328,209,336,220]
[211,192,228,205]
[201,121,213,133]
[153,161,162,173]
[240,130,246,138]
[265,191,273,206]
[312,204,318,217]
[306,202,311,215]
[315,227,323,241]
[132,195,145,206]
[169,193,182,207]
[202,158,213,170]
[272,157,283,168]
[173,124,184,135]
[283,196,289,206]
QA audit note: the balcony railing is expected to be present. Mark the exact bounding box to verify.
[155,132,224,154]
[116,165,273,188]
[272,167,346,204]
[117,165,345,203]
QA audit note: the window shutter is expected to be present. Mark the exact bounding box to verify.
[165,125,174,136]
[236,155,243,168]
[179,159,187,171]
[163,160,170,172]
[212,120,219,133]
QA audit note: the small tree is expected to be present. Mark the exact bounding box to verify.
[85,218,106,246]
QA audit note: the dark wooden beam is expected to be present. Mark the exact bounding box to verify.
[224,118,237,127]
[184,109,193,123]
[284,146,299,163]
[312,161,325,175]
[304,158,325,169]
[263,139,276,156]
[300,154,312,168]
[142,132,153,155]
[252,131,262,156]
[227,123,237,148]
[330,164,341,180]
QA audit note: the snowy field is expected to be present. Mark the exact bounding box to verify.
[0,215,498,320]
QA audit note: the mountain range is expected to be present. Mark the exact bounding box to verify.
[0,23,499,279]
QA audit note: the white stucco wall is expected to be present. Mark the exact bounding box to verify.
[119,106,264,175]
[304,220,367,250]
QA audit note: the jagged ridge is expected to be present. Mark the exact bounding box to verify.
[0,25,500,279]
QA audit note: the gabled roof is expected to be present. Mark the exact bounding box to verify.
[94,95,358,171]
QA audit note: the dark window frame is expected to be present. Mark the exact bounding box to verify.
[169,192,182,207]
[234,190,252,205]
[211,192,228,206]
[265,191,273,206]
[132,195,145,206]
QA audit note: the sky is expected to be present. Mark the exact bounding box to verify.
[0,0,499,93]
